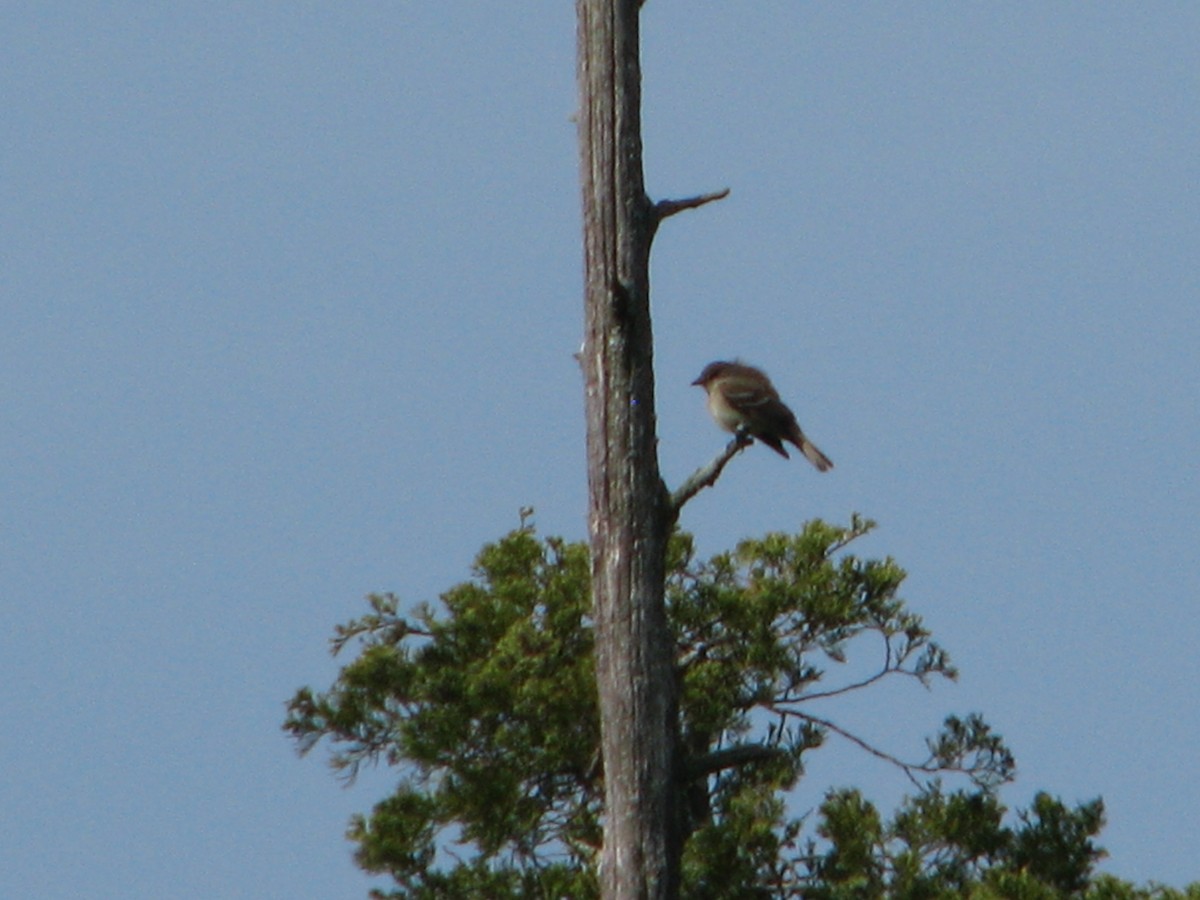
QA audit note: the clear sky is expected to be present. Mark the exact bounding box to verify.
[4,4,1197,897]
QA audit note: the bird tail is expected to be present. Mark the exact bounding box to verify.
[791,429,833,472]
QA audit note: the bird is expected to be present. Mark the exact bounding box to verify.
[691,361,833,472]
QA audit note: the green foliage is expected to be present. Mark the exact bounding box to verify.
[286,529,600,897]
[1084,877,1200,900]
[799,786,1109,900]
[285,518,1192,897]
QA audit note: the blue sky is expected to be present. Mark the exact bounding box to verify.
[4,4,1197,896]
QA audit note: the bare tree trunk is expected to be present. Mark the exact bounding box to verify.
[576,1,680,898]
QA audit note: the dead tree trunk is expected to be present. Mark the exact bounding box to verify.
[576,1,680,897]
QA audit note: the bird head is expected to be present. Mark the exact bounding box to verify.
[691,361,734,387]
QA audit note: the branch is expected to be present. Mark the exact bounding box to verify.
[789,668,894,704]
[685,743,786,780]
[670,433,751,516]
[771,707,927,790]
[791,634,905,703]
[654,187,730,222]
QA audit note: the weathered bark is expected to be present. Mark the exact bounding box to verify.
[576,1,680,897]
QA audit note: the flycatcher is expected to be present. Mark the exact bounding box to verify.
[692,361,833,472]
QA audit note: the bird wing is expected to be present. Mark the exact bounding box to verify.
[718,372,778,413]
[722,372,804,449]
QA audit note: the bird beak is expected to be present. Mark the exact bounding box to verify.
[690,376,705,386]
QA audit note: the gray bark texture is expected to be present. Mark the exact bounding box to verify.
[576,1,681,898]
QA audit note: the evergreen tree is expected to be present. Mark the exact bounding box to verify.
[286,517,1191,897]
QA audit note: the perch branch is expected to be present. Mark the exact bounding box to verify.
[670,433,751,516]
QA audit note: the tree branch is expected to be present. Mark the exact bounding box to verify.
[669,433,751,516]
[791,635,907,703]
[789,668,894,704]
[654,187,730,222]
[771,707,927,790]
[686,742,786,780]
